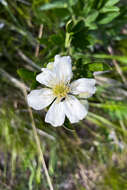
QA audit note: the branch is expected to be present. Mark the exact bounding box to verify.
[0,68,29,91]
[108,46,127,84]
[35,24,43,57]
[17,49,41,71]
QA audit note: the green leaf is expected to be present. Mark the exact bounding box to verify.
[39,1,68,11]
[92,101,127,120]
[72,19,85,33]
[97,0,105,9]
[82,0,95,16]
[17,68,39,89]
[17,68,36,82]
[88,23,98,30]
[85,10,99,25]
[98,12,120,24]
[30,81,39,90]
[72,29,90,49]
[81,62,110,78]
[93,54,127,64]
[88,112,119,129]
[105,0,120,7]
[68,0,78,6]
[49,144,57,176]
[86,62,110,72]
[66,19,88,48]
[49,34,64,45]
[100,6,119,13]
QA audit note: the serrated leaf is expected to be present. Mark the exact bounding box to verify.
[98,12,119,24]
[39,1,68,11]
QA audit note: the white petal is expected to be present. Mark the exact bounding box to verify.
[70,78,96,98]
[36,69,57,87]
[54,55,73,83]
[54,55,61,64]
[45,100,65,127]
[64,95,88,123]
[80,99,89,110]
[27,88,55,110]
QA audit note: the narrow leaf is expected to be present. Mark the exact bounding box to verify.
[39,1,68,11]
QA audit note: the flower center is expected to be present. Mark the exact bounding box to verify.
[53,82,70,99]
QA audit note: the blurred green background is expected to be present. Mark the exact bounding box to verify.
[0,0,127,189]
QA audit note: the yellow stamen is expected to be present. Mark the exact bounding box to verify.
[53,82,70,100]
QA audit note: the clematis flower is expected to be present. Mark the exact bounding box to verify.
[27,55,96,127]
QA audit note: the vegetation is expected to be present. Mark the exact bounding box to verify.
[0,0,127,189]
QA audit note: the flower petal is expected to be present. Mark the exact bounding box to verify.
[45,100,65,127]
[70,78,96,98]
[64,95,88,123]
[41,62,54,71]
[54,55,73,83]
[80,99,89,110]
[27,88,55,110]
[47,62,54,70]
[36,69,57,87]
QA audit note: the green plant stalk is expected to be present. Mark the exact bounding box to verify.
[23,88,54,190]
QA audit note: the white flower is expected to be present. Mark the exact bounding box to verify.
[27,55,96,127]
